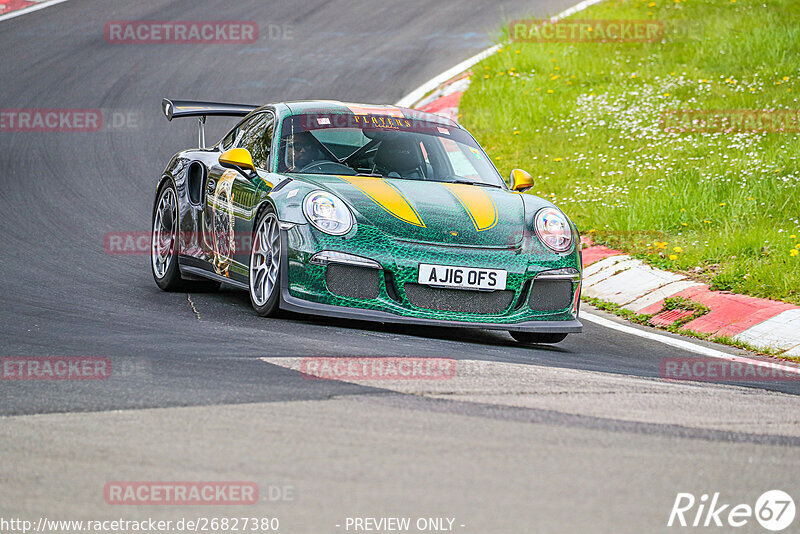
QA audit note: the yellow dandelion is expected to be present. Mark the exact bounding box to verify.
[673,246,682,253]
[547,89,554,93]
[513,131,521,135]
[554,157,563,162]
[669,254,678,260]
[719,202,726,206]
[791,249,799,257]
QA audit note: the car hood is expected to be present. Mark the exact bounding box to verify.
[291,174,525,247]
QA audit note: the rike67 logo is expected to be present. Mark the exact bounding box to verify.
[668,490,795,531]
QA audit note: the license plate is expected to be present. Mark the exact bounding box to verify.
[418,264,507,291]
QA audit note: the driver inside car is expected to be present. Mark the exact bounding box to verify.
[286,132,331,171]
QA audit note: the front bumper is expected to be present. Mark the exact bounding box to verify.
[278,224,583,333]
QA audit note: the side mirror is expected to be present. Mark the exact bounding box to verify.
[509,168,533,191]
[219,148,256,178]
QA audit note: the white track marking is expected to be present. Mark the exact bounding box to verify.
[0,0,68,23]
[582,311,800,376]
[395,0,607,108]
[395,45,500,108]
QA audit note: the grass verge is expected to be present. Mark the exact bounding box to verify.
[460,0,800,304]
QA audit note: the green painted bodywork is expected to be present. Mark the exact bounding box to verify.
[278,172,580,324]
[167,100,581,326]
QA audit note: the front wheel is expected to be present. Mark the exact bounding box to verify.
[249,207,282,317]
[509,331,569,345]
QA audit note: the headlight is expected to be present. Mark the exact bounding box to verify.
[303,191,354,236]
[534,207,573,253]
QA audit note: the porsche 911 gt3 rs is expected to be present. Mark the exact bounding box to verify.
[152,99,582,344]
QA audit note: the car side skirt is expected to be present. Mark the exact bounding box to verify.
[179,257,248,290]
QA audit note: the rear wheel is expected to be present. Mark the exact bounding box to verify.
[249,207,282,317]
[151,181,184,291]
[151,180,219,292]
[509,331,569,345]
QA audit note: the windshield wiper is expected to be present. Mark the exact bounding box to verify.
[441,179,503,189]
[355,173,386,178]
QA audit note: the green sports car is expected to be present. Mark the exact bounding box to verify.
[152,99,582,344]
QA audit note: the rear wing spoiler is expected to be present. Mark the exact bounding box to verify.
[161,98,260,148]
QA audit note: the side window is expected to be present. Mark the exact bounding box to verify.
[238,113,274,170]
[220,119,247,151]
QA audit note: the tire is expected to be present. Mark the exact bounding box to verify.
[509,331,569,345]
[151,180,220,292]
[248,206,282,317]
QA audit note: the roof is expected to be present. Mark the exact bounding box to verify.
[282,100,459,128]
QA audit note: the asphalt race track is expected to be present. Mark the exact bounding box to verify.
[1,1,799,532]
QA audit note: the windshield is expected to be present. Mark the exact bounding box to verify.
[277,113,505,188]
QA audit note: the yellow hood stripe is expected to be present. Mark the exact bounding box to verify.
[338,176,426,227]
[443,183,498,232]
